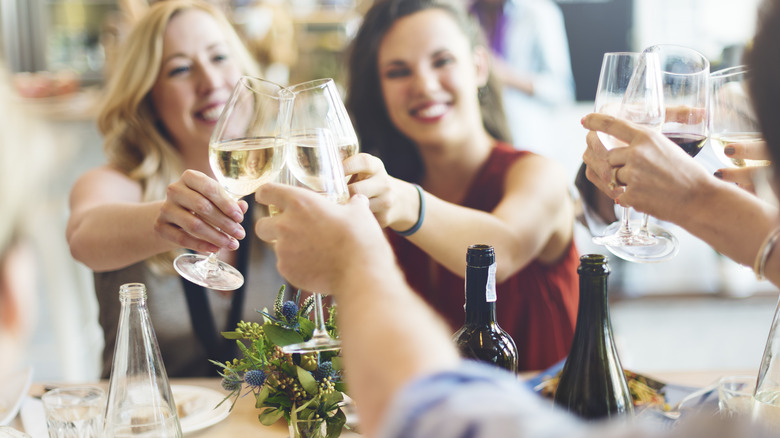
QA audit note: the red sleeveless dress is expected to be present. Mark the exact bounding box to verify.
[388,143,579,371]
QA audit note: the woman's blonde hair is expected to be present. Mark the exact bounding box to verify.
[98,0,260,272]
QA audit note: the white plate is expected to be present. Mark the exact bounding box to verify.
[0,367,32,426]
[172,385,231,435]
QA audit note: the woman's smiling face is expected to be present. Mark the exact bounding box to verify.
[377,8,488,148]
[150,8,242,155]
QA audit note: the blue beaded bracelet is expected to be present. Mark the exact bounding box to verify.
[395,184,425,237]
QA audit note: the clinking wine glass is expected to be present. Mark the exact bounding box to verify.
[173,76,289,291]
[710,65,769,168]
[611,44,710,263]
[591,51,670,261]
[601,45,710,263]
[286,78,360,162]
[280,127,349,353]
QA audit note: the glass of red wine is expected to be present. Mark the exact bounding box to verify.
[608,45,709,263]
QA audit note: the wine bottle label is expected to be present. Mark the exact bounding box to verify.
[486,262,497,302]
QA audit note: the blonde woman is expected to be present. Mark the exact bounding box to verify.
[66,0,285,377]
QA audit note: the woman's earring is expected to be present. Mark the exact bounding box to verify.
[478,86,487,101]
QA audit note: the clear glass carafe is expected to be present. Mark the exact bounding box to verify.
[103,283,182,437]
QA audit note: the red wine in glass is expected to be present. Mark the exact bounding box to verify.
[665,132,708,157]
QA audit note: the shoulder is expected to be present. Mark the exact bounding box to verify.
[376,361,583,438]
[71,164,142,201]
[504,150,570,198]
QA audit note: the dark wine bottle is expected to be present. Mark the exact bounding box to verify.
[553,254,633,420]
[452,244,518,373]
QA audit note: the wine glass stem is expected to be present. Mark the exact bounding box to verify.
[639,213,652,237]
[617,206,633,236]
[311,293,332,341]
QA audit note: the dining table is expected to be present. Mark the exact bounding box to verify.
[7,369,757,437]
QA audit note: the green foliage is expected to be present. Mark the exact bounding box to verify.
[213,286,347,438]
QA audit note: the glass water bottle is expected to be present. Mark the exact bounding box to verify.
[452,244,519,373]
[103,283,182,437]
[553,254,633,420]
[752,296,780,430]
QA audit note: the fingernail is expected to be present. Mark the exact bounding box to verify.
[232,210,244,222]
[227,238,239,250]
[234,226,246,239]
[714,170,723,179]
[724,146,736,156]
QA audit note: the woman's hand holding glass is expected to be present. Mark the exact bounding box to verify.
[173,76,287,291]
[155,169,248,255]
[582,113,715,226]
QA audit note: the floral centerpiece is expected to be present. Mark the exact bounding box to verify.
[212,286,348,438]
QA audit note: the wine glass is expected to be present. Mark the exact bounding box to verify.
[280,127,349,353]
[284,78,359,186]
[174,76,289,291]
[710,65,768,168]
[603,45,709,263]
[591,51,666,253]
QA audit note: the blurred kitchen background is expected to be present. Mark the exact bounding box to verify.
[0,0,776,382]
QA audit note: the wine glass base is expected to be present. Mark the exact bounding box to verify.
[173,253,244,291]
[592,220,657,247]
[603,222,680,263]
[281,338,341,354]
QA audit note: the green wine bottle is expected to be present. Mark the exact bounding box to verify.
[452,244,518,373]
[553,254,633,420]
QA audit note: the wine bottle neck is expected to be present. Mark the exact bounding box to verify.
[464,263,498,324]
[575,276,610,330]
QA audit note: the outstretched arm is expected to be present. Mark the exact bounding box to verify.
[343,152,575,282]
[67,166,247,271]
[254,183,460,437]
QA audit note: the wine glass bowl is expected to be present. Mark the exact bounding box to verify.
[286,78,360,162]
[174,76,289,291]
[710,65,768,168]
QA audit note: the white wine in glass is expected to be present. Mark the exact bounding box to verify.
[286,78,360,166]
[174,76,289,291]
[281,128,348,353]
[710,66,769,168]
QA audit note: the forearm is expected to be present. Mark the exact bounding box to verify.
[66,201,177,271]
[672,178,778,271]
[335,261,460,437]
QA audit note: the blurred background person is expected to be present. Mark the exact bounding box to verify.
[469,0,575,154]
[0,62,52,379]
[344,0,579,371]
[66,0,286,378]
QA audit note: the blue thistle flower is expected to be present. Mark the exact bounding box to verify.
[244,369,267,388]
[282,301,299,324]
[314,361,334,381]
[221,375,242,391]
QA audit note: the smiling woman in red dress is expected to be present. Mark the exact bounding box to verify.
[341,0,578,371]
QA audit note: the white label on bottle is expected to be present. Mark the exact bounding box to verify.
[486,262,497,302]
